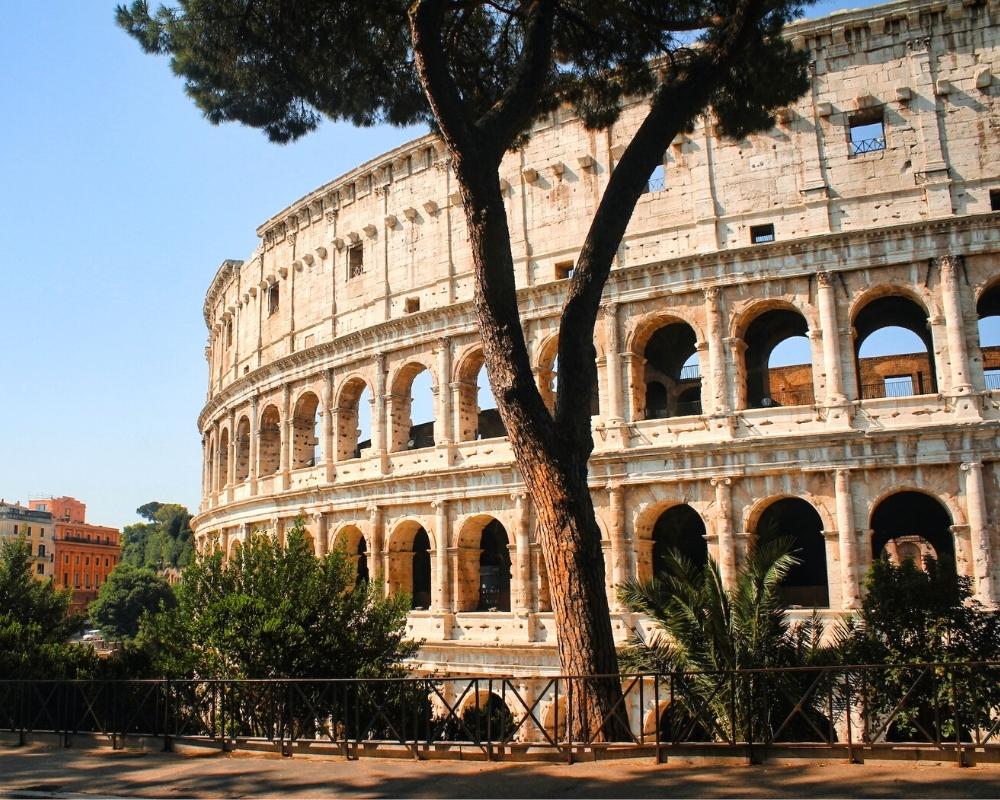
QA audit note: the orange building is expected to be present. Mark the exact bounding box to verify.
[30,497,120,615]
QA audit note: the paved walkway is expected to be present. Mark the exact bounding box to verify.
[2,745,999,798]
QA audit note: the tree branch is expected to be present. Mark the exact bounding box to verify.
[554,0,766,441]
[477,0,556,160]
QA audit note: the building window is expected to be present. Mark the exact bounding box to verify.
[404,297,420,314]
[849,109,886,156]
[36,563,44,575]
[38,544,45,557]
[991,189,1000,212]
[554,260,574,281]
[267,283,280,316]
[645,163,666,193]
[225,318,233,348]
[883,374,915,398]
[64,555,69,564]
[750,223,775,244]
[348,243,364,278]
[63,572,68,585]
[105,558,109,567]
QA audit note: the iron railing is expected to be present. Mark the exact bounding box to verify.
[985,371,1000,391]
[2,663,998,764]
[851,136,886,155]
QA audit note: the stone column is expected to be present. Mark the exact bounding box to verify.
[435,338,453,445]
[607,482,630,610]
[939,255,972,395]
[433,499,451,612]
[249,395,259,494]
[280,385,292,489]
[313,512,328,558]
[212,423,222,499]
[962,461,996,606]
[822,528,844,610]
[372,353,388,459]
[602,303,624,423]
[723,337,746,412]
[368,505,386,595]
[227,412,237,490]
[927,314,949,394]
[200,436,209,508]
[711,477,736,589]
[322,369,336,482]
[620,353,640,422]
[512,493,533,612]
[704,288,729,415]
[817,272,846,403]
[834,469,861,608]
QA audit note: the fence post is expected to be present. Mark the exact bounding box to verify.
[952,667,966,768]
[163,680,172,752]
[844,671,857,764]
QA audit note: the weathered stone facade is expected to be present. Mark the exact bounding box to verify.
[194,0,1000,683]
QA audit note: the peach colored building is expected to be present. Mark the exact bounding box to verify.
[31,497,121,615]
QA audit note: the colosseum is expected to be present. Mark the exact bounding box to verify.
[194,0,1000,687]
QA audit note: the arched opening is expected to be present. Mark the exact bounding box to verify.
[754,498,829,608]
[234,416,250,482]
[336,378,372,460]
[218,428,230,488]
[292,392,320,469]
[456,351,506,441]
[227,538,241,564]
[976,282,1000,390]
[478,520,511,611]
[411,528,432,609]
[206,438,215,494]
[651,504,708,579]
[854,295,937,399]
[455,517,512,612]
[870,491,954,565]
[459,692,513,742]
[537,337,600,417]
[742,308,814,408]
[641,322,702,419]
[334,525,369,586]
[258,405,281,475]
[391,364,436,452]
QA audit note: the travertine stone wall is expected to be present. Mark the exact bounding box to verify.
[194,0,1000,679]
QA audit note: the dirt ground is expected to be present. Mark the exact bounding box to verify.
[2,744,999,798]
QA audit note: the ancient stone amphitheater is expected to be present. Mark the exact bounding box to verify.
[195,0,1000,684]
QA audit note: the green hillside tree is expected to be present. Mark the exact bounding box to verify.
[118,0,811,737]
[89,563,176,639]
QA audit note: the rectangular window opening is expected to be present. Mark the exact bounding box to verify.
[883,374,915,398]
[990,189,1000,212]
[267,283,280,316]
[554,260,575,281]
[348,243,364,278]
[849,109,886,156]
[750,223,775,244]
[225,319,233,348]
[404,297,420,314]
[645,163,666,193]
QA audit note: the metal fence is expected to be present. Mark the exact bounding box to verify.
[2,663,998,764]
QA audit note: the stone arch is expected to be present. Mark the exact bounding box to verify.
[389,360,436,452]
[335,375,373,460]
[533,333,600,417]
[869,489,955,565]
[735,301,815,409]
[456,690,514,731]
[258,404,281,476]
[751,496,830,608]
[291,391,320,469]
[218,427,230,488]
[650,504,708,580]
[851,288,938,399]
[454,346,506,442]
[454,515,512,612]
[627,314,703,420]
[976,279,1000,390]
[333,523,369,585]
[386,519,434,609]
[227,537,242,563]
[234,416,251,481]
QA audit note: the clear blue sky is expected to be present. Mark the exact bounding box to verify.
[1,0,922,530]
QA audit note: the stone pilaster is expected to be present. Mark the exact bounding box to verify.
[834,468,861,608]
[962,461,996,606]
[711,477,736,589]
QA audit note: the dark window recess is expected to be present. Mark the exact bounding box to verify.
[267,283,280,316]
[554,260,574,280]
[404,297,420,313]
[990,189,1000,211]
[849,109,886,156]
[348,243,364,278]
[225,318,233,348]
[750,223,775,244]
